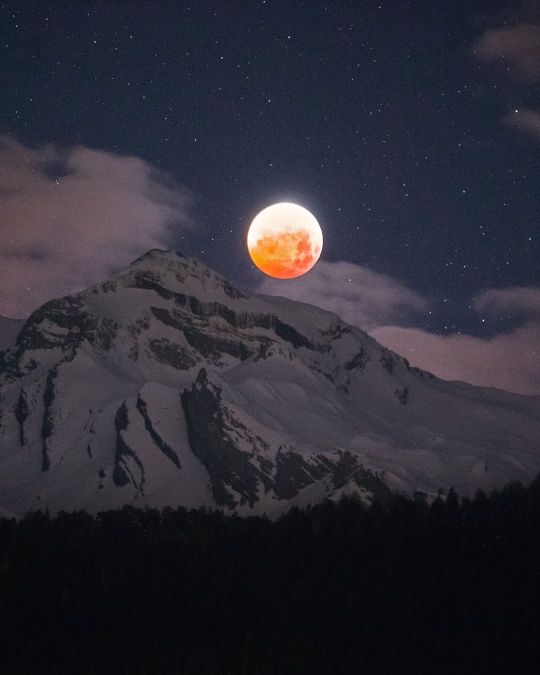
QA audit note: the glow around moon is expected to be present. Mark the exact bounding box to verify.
[247,202,323,279]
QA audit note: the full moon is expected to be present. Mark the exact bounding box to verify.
[247,202,323,279]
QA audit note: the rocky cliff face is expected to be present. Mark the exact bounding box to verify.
[0,249,539,517]
[0,317,24,352]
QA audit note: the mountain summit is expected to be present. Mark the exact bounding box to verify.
[0,249,539,516]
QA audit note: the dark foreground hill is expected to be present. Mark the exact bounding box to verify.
[1,479,540,675]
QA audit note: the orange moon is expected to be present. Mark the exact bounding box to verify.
[247,202,323,279]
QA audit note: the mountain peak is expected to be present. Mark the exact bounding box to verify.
[130,248,188,267]
[123,248,247,301]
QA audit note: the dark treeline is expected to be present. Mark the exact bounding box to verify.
[2,480,540,674]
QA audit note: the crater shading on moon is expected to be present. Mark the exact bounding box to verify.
[247,202,323,279]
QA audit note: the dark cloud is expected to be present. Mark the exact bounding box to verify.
[0,137,192,317]
[259,261,540,395]
[474,23,540,81]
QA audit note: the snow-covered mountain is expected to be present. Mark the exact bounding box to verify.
[0,249,539,517]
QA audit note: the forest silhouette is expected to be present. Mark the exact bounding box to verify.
[1,478,540,674]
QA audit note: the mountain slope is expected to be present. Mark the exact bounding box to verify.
[0,249,539,516]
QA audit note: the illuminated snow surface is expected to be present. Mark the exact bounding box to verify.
[0,249,539,517]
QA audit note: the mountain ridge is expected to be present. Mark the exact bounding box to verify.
[0,249,538,517]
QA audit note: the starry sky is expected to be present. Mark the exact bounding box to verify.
[1,1,539,393]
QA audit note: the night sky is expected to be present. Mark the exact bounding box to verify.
[1,1,539,393]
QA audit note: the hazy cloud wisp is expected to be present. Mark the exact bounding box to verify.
[474,23,540,142]
[503,108,540,140]
[474,286,540,318]
[474,23,540,81]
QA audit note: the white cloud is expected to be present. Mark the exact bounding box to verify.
[259,262,540,394]
[372,322,540,395]
[374,285,540,395]
[257,260,428,331]
[0,137,191,317]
